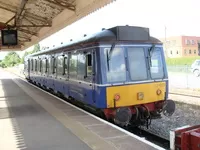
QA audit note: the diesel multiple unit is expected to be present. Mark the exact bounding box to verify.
[24,26,175,127]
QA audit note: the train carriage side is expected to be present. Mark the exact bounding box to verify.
[23,26,175,127]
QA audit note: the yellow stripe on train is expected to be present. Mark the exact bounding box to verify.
[106,82,166,108]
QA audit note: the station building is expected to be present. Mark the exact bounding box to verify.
[161,36,200,58]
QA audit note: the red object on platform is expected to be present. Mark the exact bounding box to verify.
[173,125,200,150]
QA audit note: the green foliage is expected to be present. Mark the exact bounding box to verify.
[0,52,21,68]
[21,51,31,63]
[21,43,41,63]
[32,44,40,53]
[166,56,200,66]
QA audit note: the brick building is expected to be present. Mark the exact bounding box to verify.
[161,36,200,57]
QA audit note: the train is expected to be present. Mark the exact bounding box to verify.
[24,26,175,127]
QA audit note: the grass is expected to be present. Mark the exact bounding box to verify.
[166,56,200,66]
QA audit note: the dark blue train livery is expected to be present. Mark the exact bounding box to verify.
[24,26,175,127]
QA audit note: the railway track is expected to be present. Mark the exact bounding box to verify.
[169,92,200,108]
[169,92,200,98]
[9,69,170,149]
[130,127,170,149]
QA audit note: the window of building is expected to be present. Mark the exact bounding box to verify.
[184,49,187,54]
[194,50,196,54]
[177,51,178,54]
[185,39,187,44]
[185,39,190,45]
[187,40,190,45]
[192,40,195,45]
[189,50,191,54]
[170,51,172,55]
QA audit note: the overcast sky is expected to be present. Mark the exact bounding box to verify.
[1,0,199,59]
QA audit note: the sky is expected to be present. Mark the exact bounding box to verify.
[1,0,200,59]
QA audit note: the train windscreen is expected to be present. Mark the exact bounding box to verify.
[127,47,148,81]
[149,48,164,79]
[103,47,126,82]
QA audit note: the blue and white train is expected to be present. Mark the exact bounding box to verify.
[24,26,175,127]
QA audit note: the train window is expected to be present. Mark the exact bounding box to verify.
[48,58,51,73]
[35,59,37,72]
[51,57,57,74]
[77,53,86,80]
[57,56,64,76]
[127,47,148,80]
[104,47,126,82]
[42,59,46,73]
[63,57,68,75]
[86,54,92,77]
[31,59,33,71]
[28,59,30,71]
[37,59,40,72]
[39,59,42,72]
[45,59,48,73]
[150,49,164,79]
[69,54,77,78]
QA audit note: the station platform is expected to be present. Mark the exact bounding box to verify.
[0,69,164,150]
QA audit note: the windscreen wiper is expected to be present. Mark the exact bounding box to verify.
[107,43,115,71]
[148,44,155,67]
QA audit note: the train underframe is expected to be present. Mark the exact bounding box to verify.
[103,101,165,128]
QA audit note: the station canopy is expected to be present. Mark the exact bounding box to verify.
[0,0,114,51]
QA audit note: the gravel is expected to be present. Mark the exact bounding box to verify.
[142,101,200,140]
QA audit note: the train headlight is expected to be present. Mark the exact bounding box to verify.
[137,92,144,100]
[156,89,162,95]
[114,94,120,101]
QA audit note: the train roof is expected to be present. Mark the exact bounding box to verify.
[27,26,162,57]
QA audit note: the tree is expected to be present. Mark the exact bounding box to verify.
[1,52,21,67]
[32,44,40,53]
[21,51,30,63]
[20,43,41,63]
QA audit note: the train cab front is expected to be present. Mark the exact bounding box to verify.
[100,43,176,127]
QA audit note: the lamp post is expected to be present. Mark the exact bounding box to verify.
[164,25,168,58]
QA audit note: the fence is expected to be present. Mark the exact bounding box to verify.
[167,65,200,89]
[5,64,200,90]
